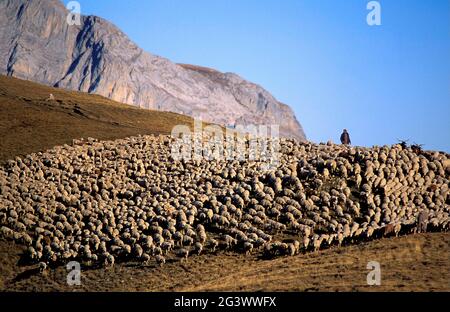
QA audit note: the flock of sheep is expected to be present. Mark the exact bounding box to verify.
[0,134,449,269]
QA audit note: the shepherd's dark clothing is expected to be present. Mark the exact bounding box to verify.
[340,130,351,145]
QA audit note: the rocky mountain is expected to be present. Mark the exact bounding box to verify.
[0,0,306,140]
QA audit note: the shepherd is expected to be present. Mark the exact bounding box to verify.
[340,129,351,145]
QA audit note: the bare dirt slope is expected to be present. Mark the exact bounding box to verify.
[0,75,448,292]
[1,233,448,292]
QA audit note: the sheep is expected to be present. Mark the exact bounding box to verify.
[365,226,375,239]
[336,233,344,247]
[312,235,322,252]
[155,255,166,267]
[243,242,253,255]
[177,248,189,262]
[194,242,203,255]
[196,224,205,234]
[103,253,115,268]
[223,234,236,249]
[133,244,144,258]
[147,238,164,255]
[0,226,14,240]
[161,241,174,254]
[0,133,447,269]
[141,253,151,264]
[182,235,194,246]
[394,223,402,236]
[197,231,207,244]
[302,236,310,250]
[287,243,296,256]
[38,261,47,273]
[417,211,429,233]
[209,239,219,252]
[382,223,396,237]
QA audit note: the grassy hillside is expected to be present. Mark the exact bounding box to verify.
[0,75,194,164]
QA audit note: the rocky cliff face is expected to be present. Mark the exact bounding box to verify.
[0,0,306,140]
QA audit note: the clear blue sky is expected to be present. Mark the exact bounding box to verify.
[63,0,449,152]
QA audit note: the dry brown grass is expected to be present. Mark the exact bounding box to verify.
[0,75,194,164]
[1,233,448,292]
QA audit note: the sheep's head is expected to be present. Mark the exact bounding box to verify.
[397,139,409,150]
[411,143,424,155]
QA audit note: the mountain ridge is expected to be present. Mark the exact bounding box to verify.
[0,0,306,140]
